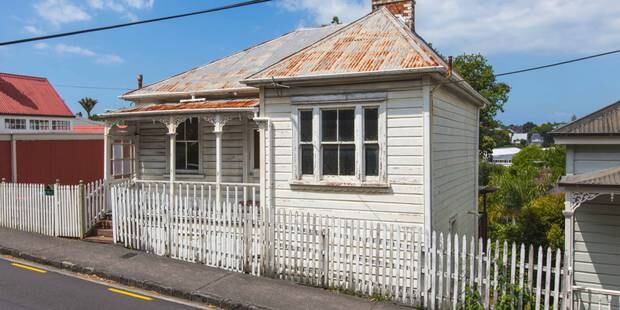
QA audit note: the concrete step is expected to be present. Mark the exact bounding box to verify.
[82,235,113,244]
[97,220,112,229]
[95,228,113,238]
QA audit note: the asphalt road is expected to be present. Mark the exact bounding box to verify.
[0,258,200,310]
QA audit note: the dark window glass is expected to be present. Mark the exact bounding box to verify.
[186,119,198,140]
[339,145,355,175]
[177,121,186,140]
[175,142,186,170]
[338,109,355,141]
[301,145,314,175]
[300,111,313,142]
[365,144,379,176]
[253,130,260,170]
[322,145,338,175]
[321,110,337,141]
[364,108,378,141]
[187,142,199,170]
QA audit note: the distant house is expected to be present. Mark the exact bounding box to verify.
[511,132,528,144]
[491,147,521,166]
[0,72,103,184]
[101,0,489,237]
[552,100,620,308]
[530,132,543,145]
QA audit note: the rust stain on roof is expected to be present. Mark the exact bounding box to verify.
[116,99,259,114]
[249,7,444,80]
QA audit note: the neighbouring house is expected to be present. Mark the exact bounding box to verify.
[491,146,521,166]
[101,0,488,237]
[0,72,104,184]
[530,132,544,145]
[552,100,620,308]
[511,132,528,145]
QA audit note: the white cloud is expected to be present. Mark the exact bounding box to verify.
[24,25,44,35]
[34,42,49,49]
[279,0,620,55]
[34,0,90,25]
[123,0,154,10]
[95,54,125,64]
[87,0,153,21]
[278,0,368,25]
[53,43,124,64]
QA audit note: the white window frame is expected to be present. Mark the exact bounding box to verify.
[292,101,387,186]
[51,120,71,131]
[175,118,201,174]
[5,118,26,130]
[111,138,135,179]
[29,119,50,131]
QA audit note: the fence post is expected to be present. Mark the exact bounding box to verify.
[53,179,60,237]
[1,178,4,228]
[78,180,85,239]
[321,228,329,288]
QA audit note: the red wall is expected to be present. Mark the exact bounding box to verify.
[15,140,103,185]
[0,141,10,182]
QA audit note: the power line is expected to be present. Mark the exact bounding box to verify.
[495,49,620,77]
[56,84,131,91]
[0,0,272,47]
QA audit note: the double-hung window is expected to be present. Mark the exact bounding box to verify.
[175,118,199,172]
[295,103,384,185]
[5,119,26,130]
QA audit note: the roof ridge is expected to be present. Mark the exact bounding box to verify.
[0,72,48,81]
[122,25,342,98]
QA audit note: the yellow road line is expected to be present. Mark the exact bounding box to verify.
[11,263,47,273]
[108,288,153,301]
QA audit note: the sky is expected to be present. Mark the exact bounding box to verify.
[1,0,620,125]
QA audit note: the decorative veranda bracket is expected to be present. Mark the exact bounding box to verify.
[155,116,190,135]
[202,113,250,133]
[103,120,127,135]
[567,192,602,213]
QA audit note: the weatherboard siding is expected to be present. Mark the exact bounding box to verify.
[574,196,620,294]
[263,81,426,224]
[571,144,620,175]
[430,88,479,237]
[136,119,256,183]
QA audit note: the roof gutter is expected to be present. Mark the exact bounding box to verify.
[99,107,259,119]
[119,87,258,101]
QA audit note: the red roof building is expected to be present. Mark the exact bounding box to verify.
[0,72,73,117]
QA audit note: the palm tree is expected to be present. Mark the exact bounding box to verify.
[78,97,97,119]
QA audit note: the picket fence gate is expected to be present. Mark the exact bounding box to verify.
[0,179,106,238]
[111,182,567,309]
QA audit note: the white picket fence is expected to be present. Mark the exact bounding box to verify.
[111,180,567,309]
[0,180,106,238]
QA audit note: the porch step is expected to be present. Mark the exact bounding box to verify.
[83,235,113,244]
[97,220,113,229]
[95,228,113,238]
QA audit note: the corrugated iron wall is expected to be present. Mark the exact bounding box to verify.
[0,141,11,182]
[15,140,103,185]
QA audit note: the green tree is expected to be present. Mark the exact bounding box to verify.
[453,54,511,158]
[521,121,537,133]
[78,97,98,119]
[331,16,341,24]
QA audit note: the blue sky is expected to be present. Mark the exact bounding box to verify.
[1,0,619,125]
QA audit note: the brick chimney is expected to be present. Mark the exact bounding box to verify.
[372,0,415,31]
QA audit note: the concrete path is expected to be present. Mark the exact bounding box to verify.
[0,228,408,310]
[0,258,198,310]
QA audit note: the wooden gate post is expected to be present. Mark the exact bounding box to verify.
[53,179,60,237]
[78,180,85,239]
[321,228,329,288]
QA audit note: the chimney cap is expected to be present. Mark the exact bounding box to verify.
[137,74,143,89]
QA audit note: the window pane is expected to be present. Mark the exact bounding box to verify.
[338,109,355,141]
[177,121,186,140]
[321,110,337,141]
[322,145,338,175]
[301,145,313,175]
[300,111,313,142]
[364,108,378,141]
[339,144,355,175]
[365,144,379,176]
[112,145,123,160]
[187,142,199,170]
[186,119,198,140]
[253,130,260,169]
[175,142,186,170]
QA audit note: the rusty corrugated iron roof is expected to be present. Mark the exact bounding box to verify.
[559,166,620,188]
[0,72,73,117]
[247,7,445,81]
[122,25,343,99]
[107,99,259,117]
[552,101,620,136]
